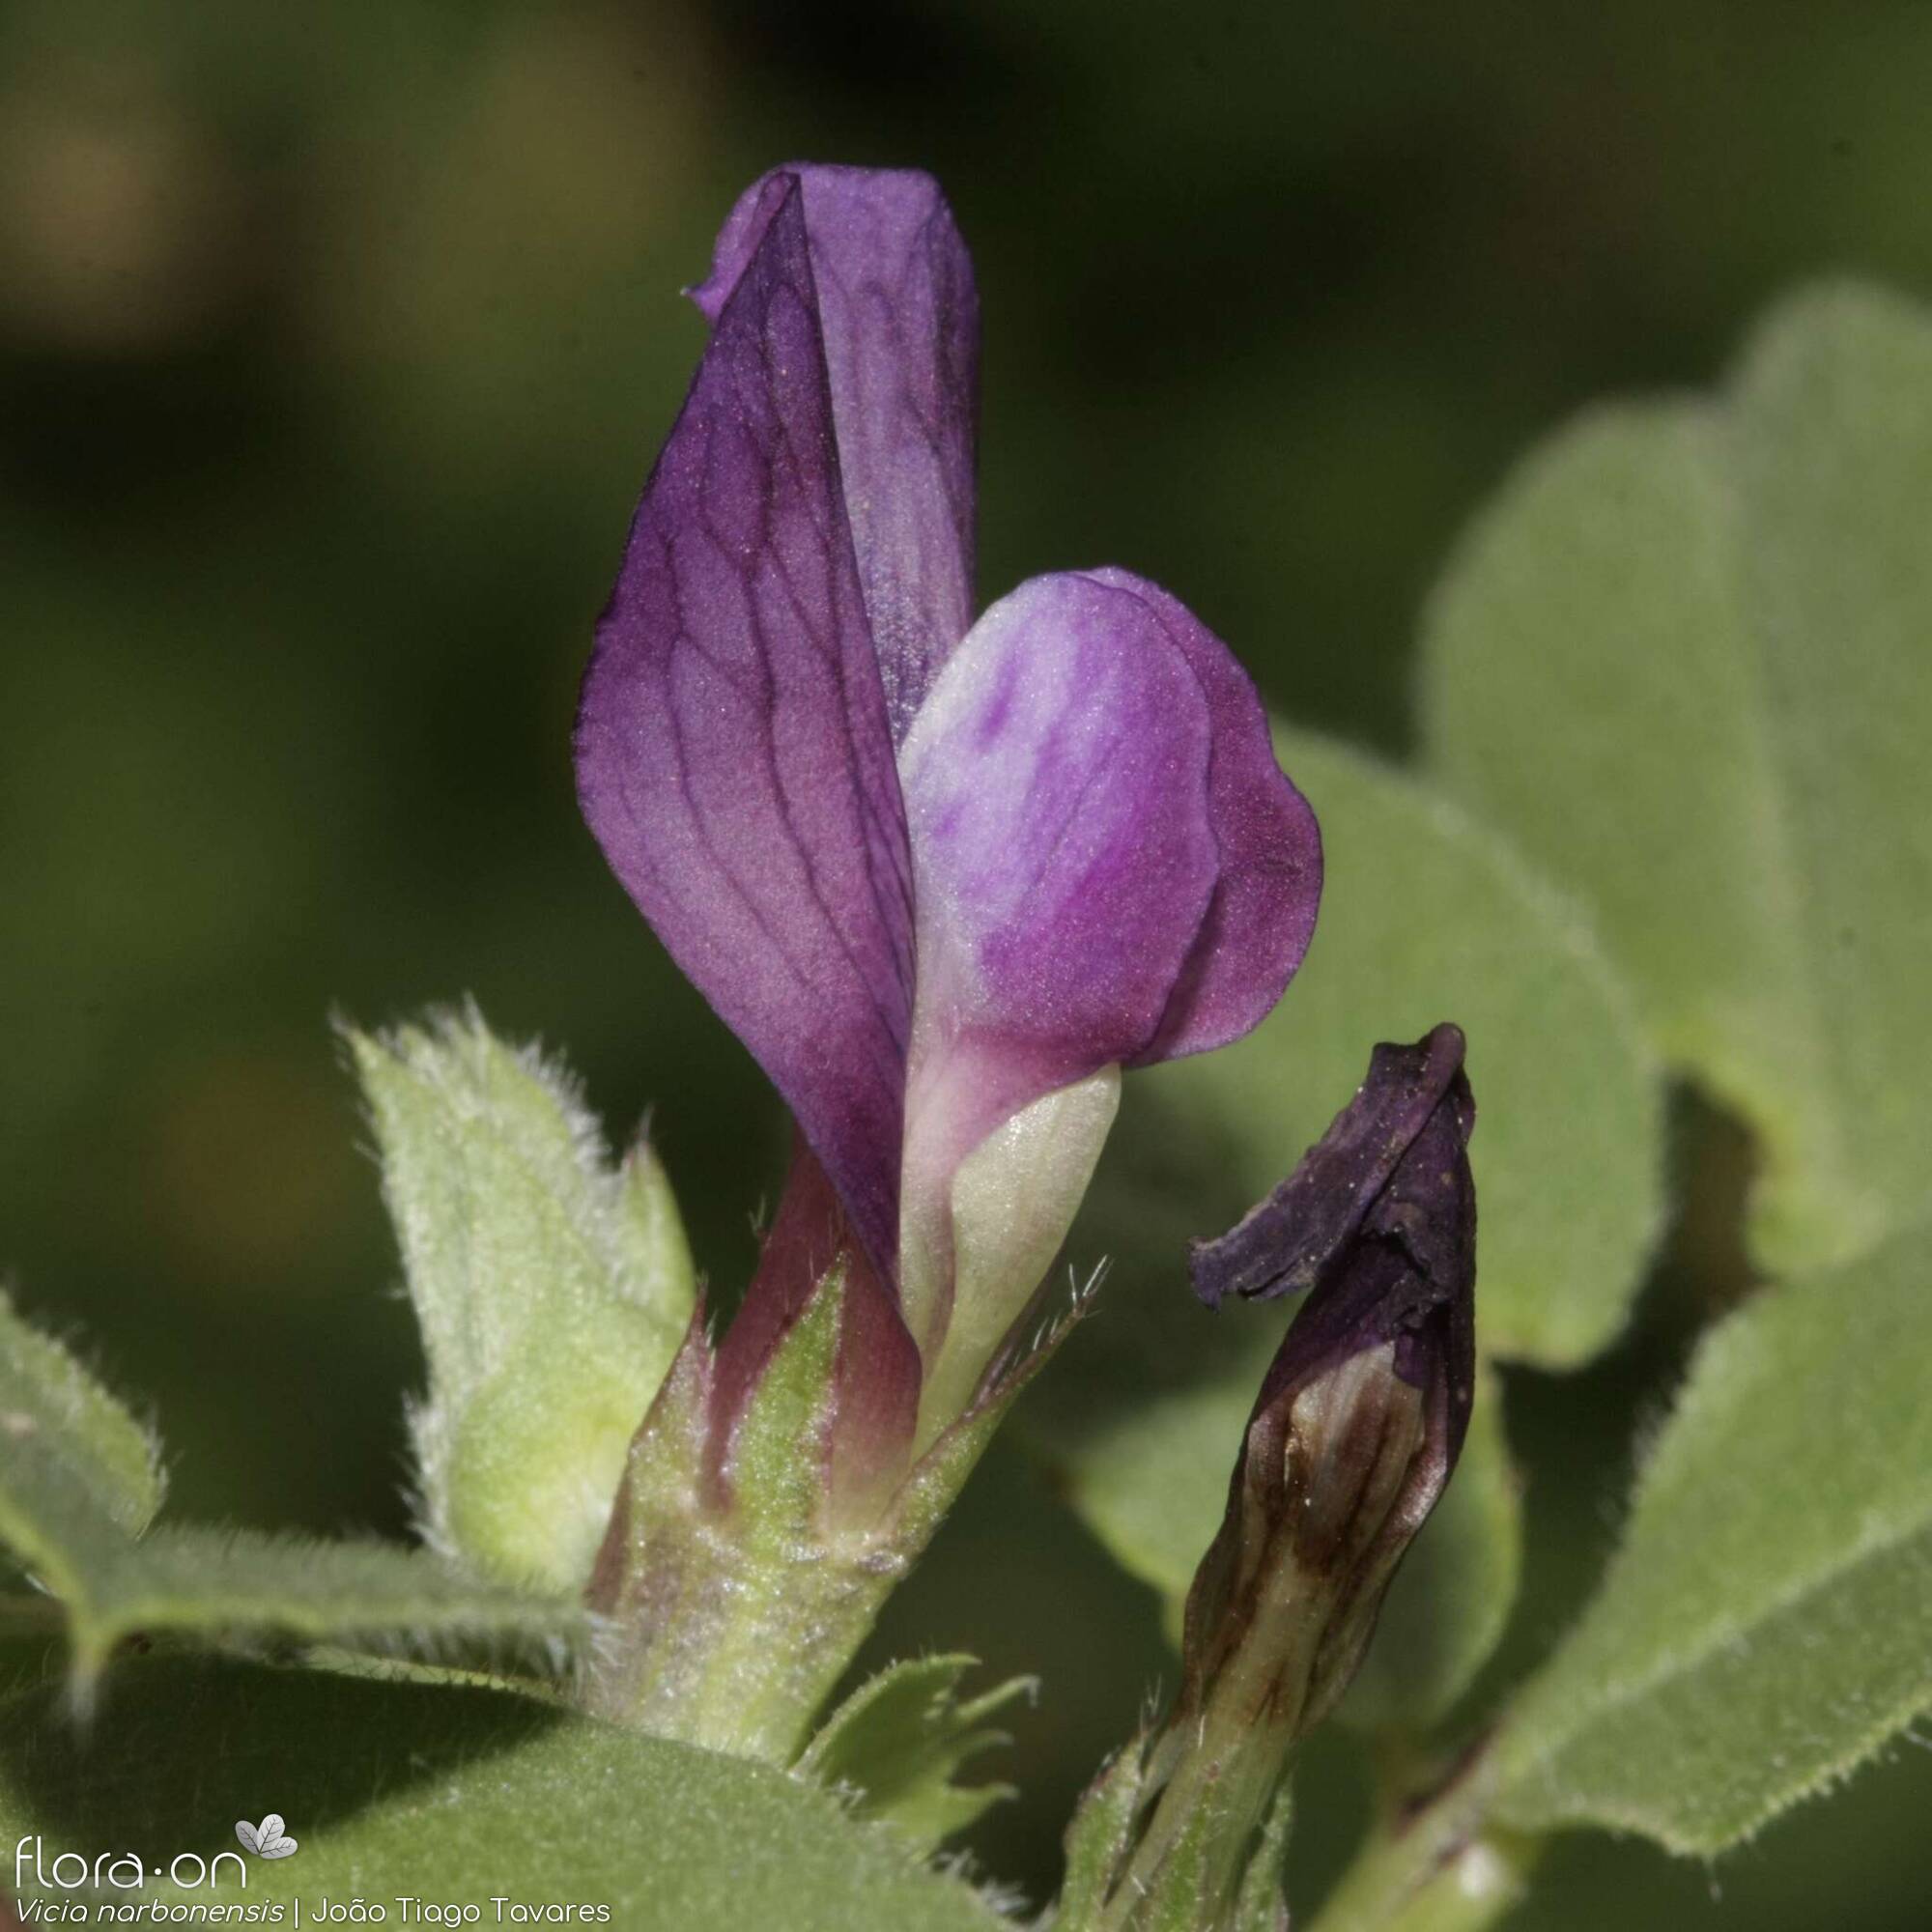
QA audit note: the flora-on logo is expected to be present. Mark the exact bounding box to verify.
[14,1833,247,1892]
[234,1814,298,1861]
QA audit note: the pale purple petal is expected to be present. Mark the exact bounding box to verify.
[894,570,1222,1361]
[694,164,979,739]
[576,178,913,1281]
[1075,569,1322,1064]
[898,571,1224,1151]
[892,569,1321,1363]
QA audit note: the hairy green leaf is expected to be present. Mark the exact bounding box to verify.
[0,1653,1008,1930]
[1494,1216,1932,1852]
[2,1286,581,1692]
[57,1525,589,1688]
[348,1007,696,1593]
[0,1283,161,1549]
[1423,283,1932,1271]
[800,1654,1034,1851]
[0,1286,167,1665]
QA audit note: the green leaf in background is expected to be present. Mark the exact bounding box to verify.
[0,1654,1009,1932]
[800,1654,1036,1851]
[1031,728,1658,1730]
[348,1006,696,1593]
[1422,283,1932,1273]
[0,1281,162,1543]
[2,1435,585,1687]
[1,1227,584,1694]
[1054,1382,1250,1628]
[1493,1214,1932,1853]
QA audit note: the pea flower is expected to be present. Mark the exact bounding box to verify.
[575,164,1321,1513]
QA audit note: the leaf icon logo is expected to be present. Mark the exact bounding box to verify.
[235,1814,299,1860]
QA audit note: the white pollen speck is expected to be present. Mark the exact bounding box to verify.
[1458,1844,1509,1899]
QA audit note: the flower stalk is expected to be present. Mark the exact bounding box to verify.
[1305,1783,1537,1932]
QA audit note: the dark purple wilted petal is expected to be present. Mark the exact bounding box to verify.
[1189,1022,1472,1311]
[694,164,979,739]
[1193,1023,1478,1457]
[1075,570,1323,1065]
[576,178,914,1283]
[1076,1034,1477,1923]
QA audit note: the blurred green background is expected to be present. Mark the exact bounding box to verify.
[4,1,1928,1921]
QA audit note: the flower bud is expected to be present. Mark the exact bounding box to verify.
[1180,1023,1476,1741]
[1064,1025,1476,1931]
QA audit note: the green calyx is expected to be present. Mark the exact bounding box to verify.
[580,1257,1091,1764]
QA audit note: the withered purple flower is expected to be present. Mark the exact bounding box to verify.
[1184,1023,1475,1721]
[1069,1026,1476,1926]
[1188,1018,1475,1476]
[576,165,1322,1496]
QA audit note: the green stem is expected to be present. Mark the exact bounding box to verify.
[584,1512,909,1763]
[1092,1599,1316,1931]
[1305,1749,1539,1932]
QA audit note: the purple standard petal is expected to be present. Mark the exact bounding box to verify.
[695,165,979,738]
[1076,569,1322,1065]
[576,177,914,1281]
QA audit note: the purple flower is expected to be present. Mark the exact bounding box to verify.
[576,165,1321,1492]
